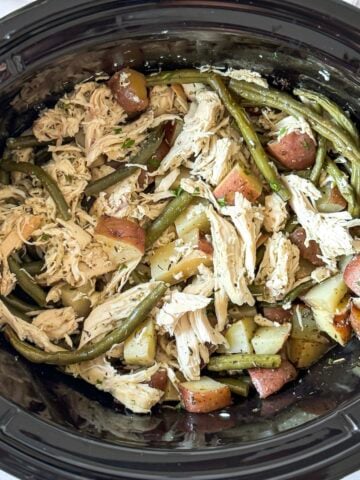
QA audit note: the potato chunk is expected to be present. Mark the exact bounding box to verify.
[124,319,157,366]
[179,377,232,413]
[213,164,262,204]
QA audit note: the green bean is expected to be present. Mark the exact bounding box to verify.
[228,305,257,319]
[147,70,290,201]
[22,260,44,275]
[310,136,327,185]
[85,127,164,196]
[4,282,167,365]
[350,162,360,202]
[216,377,250,396]
[6,135,51,150]
[325,159,359,217]
[228,80,360,169]
[2,304,30,322]
[207,353,281,371]
[145,191,194,248]
[281,279,315,304]
[8,257,47,307]
[0,160,70,220]
[293,88,359,146]
[34,148,52,166]
[0,294,35,313]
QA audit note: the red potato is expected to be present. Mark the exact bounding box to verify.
[248,360,297,399]
[262,306,292,324]
[350,303,360,338]
[267,131,316,170]
[198,236,213,255]
[333,310,352,345]
[289,227,324,266]
[95,215,145,254]
[149,369,168,392]
[179,377,232,413]
[213,164,262,204]
[343,255,360,296]
[108,67,149,115]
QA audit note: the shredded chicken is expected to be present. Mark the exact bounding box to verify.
[283,174,360,269]
[32,307,79,346]
[158,90,224,174]
[207,206,254,307]
[222,192,264,282]
[263,193,288,233]
[255,232,300,302]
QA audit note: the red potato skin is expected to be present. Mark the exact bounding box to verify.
[328,186,347,211]
[198,236,213,255]
[95,215,145,254]
[149,370,168,391]
[350,303,360,338]
[213,165,262,204]
[108,68,149,115]
[248,360,298,399]
[344,255,360,296]
[267,132,316,170]
[333,311,352,344]
[262,306,292,324]
[179,384,232,413]
[289,227,324,266]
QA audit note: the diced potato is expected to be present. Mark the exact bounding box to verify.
[213,163,262,204]
[291,305,329,344]
[123,319,157,366]
[108,68,148,114]
[287,338,329,368]
[302,273,348,313]
[312,308,351,346]
[94,216,145,264]
[267,132,316,170]
[350,302,360,338]
[175,202,210,238]
[343,255,360,296]
[219,317,257,354]
[60,281,92,318]
[149,369,168,391]
[182,228,213,255]
[179,376,232,413]
[162,379,180,402]
[150,239,212,284]
[251,324,291,355]
[249,360,297,399]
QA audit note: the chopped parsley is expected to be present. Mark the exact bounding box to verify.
[279,127,287,137]
[122,138,135,149]
[193,186,200,195]
[302,140,310,150]
[113,127,123,134]
[217,197,227,207]
[58,101,70,111]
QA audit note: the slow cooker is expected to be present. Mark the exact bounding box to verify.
[0,1,359,479]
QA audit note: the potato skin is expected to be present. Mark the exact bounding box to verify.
[108,68,148,114]
[267,132,316,170]
[343,255,360,296]
[262,306,292,324]
[179,381,232,413]
[289,227,324,266]
[149,370,168,392]
[198,236,213,255]
[213,164,262,204]
[333,310,352,345]
[95,215,145,254]
[249,360,297,399]
[350,303,360,338]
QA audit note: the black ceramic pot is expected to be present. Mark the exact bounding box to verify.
[0,1,360,479]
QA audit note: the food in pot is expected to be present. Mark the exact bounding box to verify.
[0,66,359,414]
